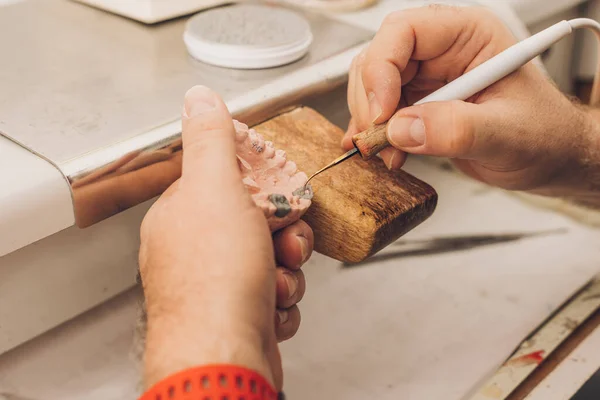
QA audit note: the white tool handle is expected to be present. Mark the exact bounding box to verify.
[415,20,573,105]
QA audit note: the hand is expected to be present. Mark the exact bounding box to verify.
[139,86,313,390]
[344,5,598,197]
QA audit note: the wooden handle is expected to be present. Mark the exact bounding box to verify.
[352,123,389,160]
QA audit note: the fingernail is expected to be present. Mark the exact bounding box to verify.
[368,92,382,123]
[384,151,396,170]
[296,235,309,265]
[277,309,289,324]
[184,86,217,117]
[388,117,426,148]
[283,272,298,299]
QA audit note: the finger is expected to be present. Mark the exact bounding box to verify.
[275,267,306,309]
[353,50,372,131]
[386,100,504,161]
[276,305,301,342]
[348,49,371,130]
[273,220,314,269]
[342,118,358,150]
[347,55,358,121]
[380,82,410,168]
[344,118,407,170]
[379,147,407,171]
[181,86,243,190]
[361,6,486,124]
[402,60,420,87]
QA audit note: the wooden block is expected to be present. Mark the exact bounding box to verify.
[254,107,438,263]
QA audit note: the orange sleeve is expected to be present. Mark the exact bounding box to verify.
[139,364,279,400]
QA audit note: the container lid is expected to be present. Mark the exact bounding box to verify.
[184,4,313,69]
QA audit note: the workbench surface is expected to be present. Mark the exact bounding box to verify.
[1,1,599,400]
[2,154,600,399]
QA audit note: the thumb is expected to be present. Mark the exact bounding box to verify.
[181,86,242,189]
[385,100,496,160]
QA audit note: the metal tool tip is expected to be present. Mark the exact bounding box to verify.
[293,184,314,200]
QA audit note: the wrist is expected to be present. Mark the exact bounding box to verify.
[142,282,276,390]
[144,309,275,390]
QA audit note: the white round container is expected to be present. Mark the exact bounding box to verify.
[184,4,313,69]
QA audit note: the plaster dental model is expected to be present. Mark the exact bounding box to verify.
[233,120,313,232]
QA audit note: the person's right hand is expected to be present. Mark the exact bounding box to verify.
[344,5,599,197]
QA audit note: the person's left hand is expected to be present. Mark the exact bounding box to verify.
[139,86,313,391]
